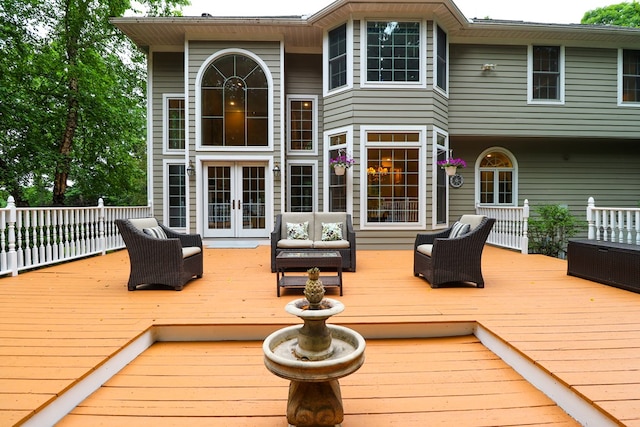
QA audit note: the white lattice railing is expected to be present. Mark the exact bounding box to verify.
[476,200,530,254]
[0,197,152,277]
[586,197,640,245]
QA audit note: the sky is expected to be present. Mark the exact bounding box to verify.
[181,0,620,24]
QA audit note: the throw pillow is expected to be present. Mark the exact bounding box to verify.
[449,221,470,238]
[321,222,343,241]
[286,222,309,240]
[143,226,168,239]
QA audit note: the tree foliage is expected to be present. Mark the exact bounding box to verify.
[528,204,585,258]
[582,1,640,27]
[0,0,188,206]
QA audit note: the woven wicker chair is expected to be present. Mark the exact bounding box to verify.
[413,215,495,288]
[115,218,203,291]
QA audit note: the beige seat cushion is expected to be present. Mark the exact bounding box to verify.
[182,247,201,258]
[313,212,347,242]
[313,239,350,249]
[277,239,314,249]
[416,244,433,257]
[280,213,315,240]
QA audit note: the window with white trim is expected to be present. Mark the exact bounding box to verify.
[435,25,448,92]
[434,131,448,225]
[365,21,421,83]
[528,45,564,103]
[288,163,315,212]
[621,49,640,104]
[164,95,185,151]
[167,164,186,228]
[328,133,349,212]
[364,131,421,225]
[328,24,348,91]
[287,96,316,153]
[478,150,515,205]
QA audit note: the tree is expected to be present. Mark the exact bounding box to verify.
[582,1,640,27]
[0,0,189,206]
[528,204,585,258]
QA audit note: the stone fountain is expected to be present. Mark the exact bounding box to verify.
[263,267,366,427]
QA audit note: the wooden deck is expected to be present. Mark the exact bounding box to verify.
[1,245,639,426]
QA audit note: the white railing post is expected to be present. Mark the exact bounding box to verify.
[98,198,106,255]
[7,196,18,276]
[521,199,529,255]
[587,197,595,240]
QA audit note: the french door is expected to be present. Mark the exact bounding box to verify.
[204,163,268,238]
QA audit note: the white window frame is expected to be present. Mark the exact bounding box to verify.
[323,21,354,97]
[527,45,565,105]
[287,160,318,212]
[286,95,318,155]
[474,147,519,207]
[360,19,427,89]
[163,93,185,154]
[359,125,426,230]
[322,126,354,213]
[618,48,640,107]
[162,159,188,232]
[433,23,449,97]
[432,127,449,229]
[194,48,274,152]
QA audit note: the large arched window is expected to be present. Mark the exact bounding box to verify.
[201,54,268,146]
[478,149,517,205]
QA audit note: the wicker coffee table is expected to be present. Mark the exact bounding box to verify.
[275,250,343,297]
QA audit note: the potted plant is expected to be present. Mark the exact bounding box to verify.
[437,157,467,176]
[330,152,354,175]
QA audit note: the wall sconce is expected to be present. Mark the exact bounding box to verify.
[272,163,281,178]
[186,160,195,177]
[481,63,497,71]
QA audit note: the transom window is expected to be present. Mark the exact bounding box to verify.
[530,45,563,102]
[365,132,420,225]
[201,54,268,146]
[621,49,640,103]
[328,24,348,91]
[366,21,420,83]
[479,151,515,205]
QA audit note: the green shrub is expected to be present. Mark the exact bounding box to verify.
[528,204,585,258]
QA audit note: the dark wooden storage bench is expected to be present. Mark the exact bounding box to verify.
[567,239,640,294]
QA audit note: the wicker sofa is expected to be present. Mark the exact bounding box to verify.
[413,215,495,288]
[270,212,356,272]
[115,218,203,291]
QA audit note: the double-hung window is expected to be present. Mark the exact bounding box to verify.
[364,21,422,86]
[166,163,186,228]
[620,49,640,105]
[164,95,185,151]
[288,163,316,212]
[287,95,317,153]
[435,25,448,93]
[528,45,564,104]
[328,24,348,91]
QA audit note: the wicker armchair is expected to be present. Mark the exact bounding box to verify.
[413,215,495,288]
[115,218,203,291]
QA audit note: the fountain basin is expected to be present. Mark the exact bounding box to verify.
[263,323,365,382]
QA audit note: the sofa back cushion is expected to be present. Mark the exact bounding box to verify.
[459,215,485,231]
[281,213,315,240]
[313,212,347,242]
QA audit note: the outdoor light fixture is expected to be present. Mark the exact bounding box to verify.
[186,160,195,177]
[481,63,497,71]
[273,163,281,178]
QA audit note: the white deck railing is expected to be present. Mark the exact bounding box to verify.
[587,197,640,245]
[476,200,530,254]
[0,196,152,277]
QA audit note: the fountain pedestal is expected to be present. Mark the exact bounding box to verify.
[263,270,365,427]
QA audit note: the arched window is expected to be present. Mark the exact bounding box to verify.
[478,149,516,205]
[201,54,268,146]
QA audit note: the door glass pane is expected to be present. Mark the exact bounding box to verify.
[242,166,265,230]
[207,167,231,229]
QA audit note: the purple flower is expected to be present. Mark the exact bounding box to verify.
[330,154,355,168]
[437,158,466,168]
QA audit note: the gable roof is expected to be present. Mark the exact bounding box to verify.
[111,0,640,53]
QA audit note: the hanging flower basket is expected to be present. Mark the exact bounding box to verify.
[330,151,354,175]
[437,158,466,176]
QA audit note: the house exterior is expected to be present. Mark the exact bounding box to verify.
[112,0,640,248]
